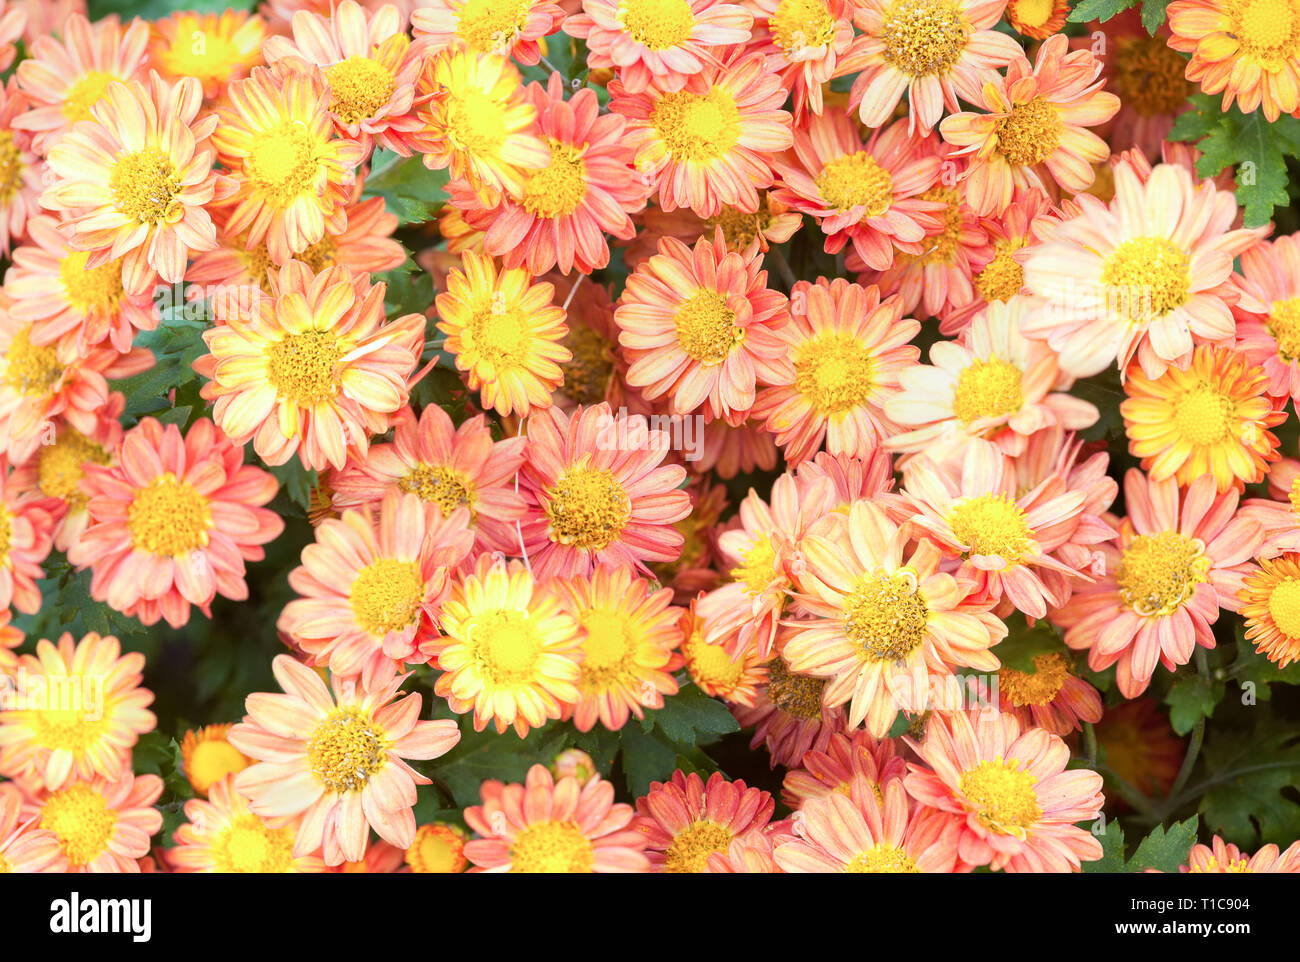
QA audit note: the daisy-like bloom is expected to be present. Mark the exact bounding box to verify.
[752,278,918,466]
[839,0,1023,132]
[24,772,162,872]
[773,113,944,271]
[264,0,426,155]
[747,0,855,120]
[230,654,461,866]
[435,250,570,417]
[996,651,1103,736]
[0,455,54,614]
[405,822,469,873]
[886,297,1097,461]
[679,598,769,705]
[1054,470,1263,698]
[149,9,266,99]
[1004,0,1068,37]
[775,776,960,873]
[1167,0,1300,120]
[67,417,284,629]
[637,770,774,873]
[279,491,475,686]
[783,500,1007,736]
[1094,697,1184,801]
[906,710,1103,872]
[780,729,906,809]
[412,0,563,65]
[0,784,66,873]
[212,62,365,264]
[623,191,802,270]
[0,80,40,257]
[414,49,549,200]
[330,405,527,554]
[1238,456,1300,558]
[43,73,224,291]
[1183,836,1300,873]
[0,632,155,791]
[565,0,753,93]
[425,556,582,736]
[941,36,1120,216]
[197,262,424,471]
[732,642,848,768]
[180,724,251,798]
[13,14,150,154]
[1121,344,1284,494]
[1238,553,1300,669]
[465,764,649,872]
[1232,233,1300,406]
[170,775,326,873]
[555,567,683,732]
[1021,161,1264,379]
[609,50,792,217]
[518,402,692,579]
[616,232,791,421]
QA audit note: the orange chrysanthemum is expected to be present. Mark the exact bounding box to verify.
[170,774,325,873]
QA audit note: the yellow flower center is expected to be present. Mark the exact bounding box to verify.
[794,332,876,414]
[349,558,426,637]
[1266,577,1300,639]
[560,324,614,405]
[509,820,595,872]
[455,0,533,52]
[63,70,117,123]
[766,657,824,720]
[445,88,508,154]
[467,300,532,368]
[1172,379,1236,446]
[843,571,929,662]
[618,0,696,49]
[0,130,23,202]
[27,695,109,754]
[704,197,773,250]
[911,186,962,265]
[266,329,344,406]
[406,824,466,873]
[41,784,117,867]
[948,493,1034,562]
[110,146,182,225]
[973,238,1027,302]
[248,121,327,209]
[815,152,893,216]
[998,652,1070,707]
[1112,35,1193,115]
[846,843,921,872]
[880,0,969,78]
[159,20,249,85]
[1101,237,1191,321]
[1008,0,1057,29]
[59,251,125,315]
[39,429,106,505]
[398,464,476,518]
[770,0,837,55]
[730,535,779,595]
[674,289,743,366]
[1230,0,1300,64]
[664,819,732,873]
[306,706,389,794]
[544,465,631,550]
[521,139,588,219]
[127,473,213,557]
[469,608,544,684]
[577,606,638,691]
[952,357,1024,424]
[212,814,297,872]
[960,759,1042,836]
[1190,855,1253,873]
[650,87,741,163]
[4,327,63,397]
[187,738,248,794]
[996,96,1062,167]
[326,55,397,125]
[297,235,339,274]
[683,629,745,690]
[1267,297,1300,361]
[1117,532,1211,617]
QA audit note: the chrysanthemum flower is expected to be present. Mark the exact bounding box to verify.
[264,0,426,155]
[906,710,1103,872]
[170,774,326,873]
[705,831,781,873]
[13,13,150,153]
[0,632,155,790]
[996,651,1103,736]
[780,729,906,809]
[1021,161,1263,379]
[1238,553,1300,669]
[0,455,54,614]
[1054,470,1263,698]
[837,0,1022,133]
[412,0,563,65]
[637,770,774,873]
[624,191,802,270]
[405,822,468,873]
[149,9,265,99]
[609,50,792,217]
[180,724,250,798]
[747,0,855,120]
[783,500,1007,735]
[752,278,918,465]
[0,80,40,256]
[1121,344,1284,494]
[1183,835,1300,873]
[565,0,753,93]
[940,35,1119,216]
[67,417,284,629]
[0,784,65,873]
[1238,456,1300,558]
[424,556,583,736]
[773,113,943,271]
[1004,0,1068,37]
[24,772,162,872]
[197,262,424,471]
[280,491,474,686]
[732,642,847,768]
[212,62,365,263]
[616,232,790,420]
[518,402,692,579]
[679,598,769,705]
[1232,233,1300,406]
[230,654,460,865]
[464,764,649,872]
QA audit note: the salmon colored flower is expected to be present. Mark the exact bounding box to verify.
[0,1,22,71]
[1232,232,1300,406]
[412,0,564,66]
[780,729,906,809]
[180,724,250,798]
[67,417,284,629]
[1004,0,1068,37]
[0,80,39,256]
[996,652,1103,736]
[465,764,650,872]
[623,191,802,270]
[0,609,21,675]
[733,641,848,768]
[230,655,461,866]
[1238,553,1300,669]
[691,416,779,478]
[0,456,54,615]
[404,822,468,873]
[170,775,326,873]
[24,772,163,872]
[1183,835,1300,873]
[950,187,1055,335]
[636,770,774,873]
[679,597,769,704]
[149,9,266,99]
[747,0,855,120]
[0,784,66,873]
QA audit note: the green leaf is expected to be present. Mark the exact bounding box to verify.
[619,723,679,797]
[1229,632,1300,702]
[1164,674,1222,736]
[363,150,450,225]
[265,461,318,512]
[640,682,740,749]
[1199,730,1300,848]
[1141,0,1171,32]
[1066,0,1138,24]
[1177,101,1300,227]
[1127,817,1199,873]
[1082,817,1126,873]
[990,619,1066,672]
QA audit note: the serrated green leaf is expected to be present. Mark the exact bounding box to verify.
[1165,674,1222,735]
[363,150,450,224]
[991,619,1066,672]
[1067,0,1138,23]
[1082,817,1126,873]
[1141,0,1170,32]
[1199,730,1300,847]
[1181,103,1300,227]
[265,461,318,511]
[1230,632,1300,702]
[640,682,739,750]
[619,723,679,797]
[1127,817,1199,873]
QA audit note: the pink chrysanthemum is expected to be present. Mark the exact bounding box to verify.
[636,769,774,873]
[1183,836,1300,873]
[1232,233,1300,407]
[780,729,907,810]
[0,79,40,256]
[23,772,163,872]
[0,784,66,872]
[996,652,1103,737]
[746,0,855,121]
[411,0,564,66]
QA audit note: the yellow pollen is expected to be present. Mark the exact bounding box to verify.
[730,536,779,595]
[26,695,109,755]
[187,738,248,794]
[0,130,23,202]
[406,824,466,873]
[41,784,117,867]
[617,0,696,50]
[1112,35,1194,115]
[1230,0,1300,63]
[4,328,63,397]
[1101,236,1191,321]
[59,251,125,315]
[1267,297,1300,361]
[577,606,638,690]
[212,814,297,872]
[521,139,588,219]
[544,465,631,550]
[683,630,745,690]
[674,289,743,366]
[952,357,1024,424]
[63,71,117,123]
[794,332,876,414]
[766,657,824,720]
[770,0,837,55]
[1009,0,1057,28]
[843,571,929,662]
[350,558,426,636]
[398,464,476,517]
[560,324,614,404]
[1172,380,1236,446]
[948,493,1034,562]
[1290,474,1300,523]
[127,473,212,557]
[109,147,181,225]
[326,56,397,125]
[266,329,344,406]
[247,122,326,209]
[1266,577,1300,639]
[704,197,772,250]
[445,88,508,154]
[297,235,338,274]
[467,300,533,368]
[996,96,1062,167]
[880,0,969,77]
[998,652,1070,707]
[973,238,1027,302]
[664,819,732,873]
[306,707,388,794]
[650,87,741,163]
[1190,855,1252,873]
[960,759,1042,837]
[846,843,921,872]
[815,152,893,216]
[913,186,962,264]
[1117,532,1211,617]
[468,608,544,685]
[455,0,533,52]
[509,820,595,872]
